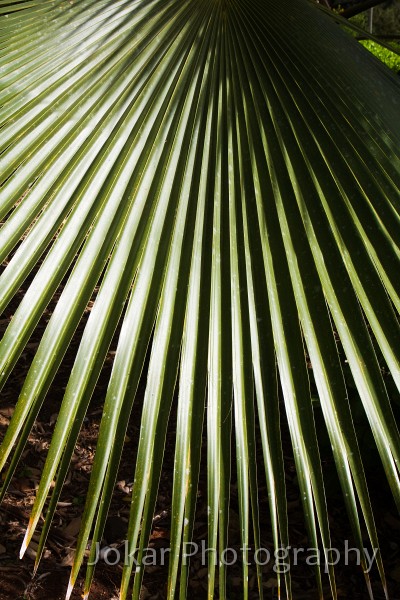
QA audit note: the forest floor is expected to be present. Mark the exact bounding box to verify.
[0,280,400,600]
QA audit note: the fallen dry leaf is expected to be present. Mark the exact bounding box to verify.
[62,516,82,539]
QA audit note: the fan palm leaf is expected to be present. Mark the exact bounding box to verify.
[0,0,399,598]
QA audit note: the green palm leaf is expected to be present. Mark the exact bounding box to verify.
[0,0,399,598]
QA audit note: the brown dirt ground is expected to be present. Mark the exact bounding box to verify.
[0,268,399,600]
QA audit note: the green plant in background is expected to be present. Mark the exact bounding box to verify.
[347,0,400,72]
[0,1,399,599]
[360,39,400,71]
[366,0,400,34]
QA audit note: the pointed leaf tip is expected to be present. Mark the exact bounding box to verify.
[65,579,74,600]
[19,530,29,559]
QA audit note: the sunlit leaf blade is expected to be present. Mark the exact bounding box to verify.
[167,18,217,597]
[0,1,399,599]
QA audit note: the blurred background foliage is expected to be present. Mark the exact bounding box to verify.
[350,1,400,73]
[349,0,400,33]
[316,0,400,73]
[359,39,400,72]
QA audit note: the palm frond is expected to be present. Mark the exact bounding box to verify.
[0,0,399,598]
